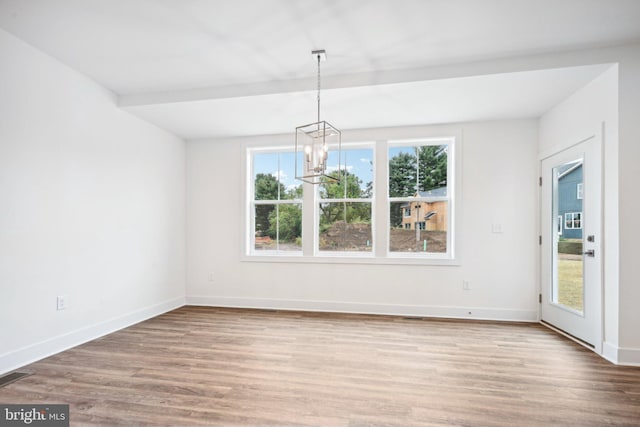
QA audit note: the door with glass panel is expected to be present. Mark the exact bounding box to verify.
[540,135,601,350]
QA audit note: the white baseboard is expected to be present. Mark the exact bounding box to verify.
[602,341,619,364]
[186,295,538,323]
[602,341,640,366]
[0,297,185,375]
[618,346,640,366]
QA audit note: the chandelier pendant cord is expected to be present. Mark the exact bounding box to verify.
[317,53,321,125]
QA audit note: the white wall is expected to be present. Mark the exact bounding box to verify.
[0,29,186,373]
[187,120,539,321]
[539,65,619,353]
[617,48,640,361]
[538,47,640,365]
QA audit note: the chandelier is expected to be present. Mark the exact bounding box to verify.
[295,49,342,184]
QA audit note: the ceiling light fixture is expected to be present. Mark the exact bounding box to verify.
[295,49,342,184]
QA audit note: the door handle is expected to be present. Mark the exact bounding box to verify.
[584,249,595,257]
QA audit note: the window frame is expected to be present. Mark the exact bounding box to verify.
[248,147,303,256]
[243,133,460,266]
[558,215,563,235]
[316,143,375,256]
[387,138,455,260]
[564,212,583,230]
[577,183,583,200]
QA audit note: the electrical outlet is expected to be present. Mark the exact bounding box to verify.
[208,272,215,282]
[492,223,503,233]
[56,295,67,311]
[463,281,471,290]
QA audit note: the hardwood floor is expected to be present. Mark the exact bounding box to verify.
[2,306,639,426]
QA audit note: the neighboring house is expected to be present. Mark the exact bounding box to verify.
[401,188,447,231]
[557,161,583,239]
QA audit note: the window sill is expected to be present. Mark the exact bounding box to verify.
[241,253,460,266]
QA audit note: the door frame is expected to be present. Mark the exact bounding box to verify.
[538,127,604,355]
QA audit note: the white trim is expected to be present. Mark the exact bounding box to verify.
[240,254,461,266]
[0,297,185,375]
[388,137,454,146]
[558,215,563,235]
[386,137,458,260]
[602,342,640,366]
[254,199,303,205]
[186,296,537,322]
[538,135,596,161]
[618,347,640,366]
[602,341,619,364]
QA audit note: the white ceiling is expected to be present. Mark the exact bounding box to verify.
[1,0,638,139]
[124,65,611,139]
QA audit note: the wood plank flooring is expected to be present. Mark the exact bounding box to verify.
[2,306,639,426]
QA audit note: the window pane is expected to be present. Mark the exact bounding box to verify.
[254,152,301,201]
[276,204,302,251]
[417,145,448,196]
[254,204,276,250]
[389,144,448,197]
[254,153,280,200]
[254,204,302,251]
[279,151,302,200]
[389,201,448,253]
[389,146,417,197]
[319,202,372,251]
[320,148,373,199]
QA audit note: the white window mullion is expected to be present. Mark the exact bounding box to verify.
[302,181,315,256]
[447,138,456,258]
[375,139,388,258]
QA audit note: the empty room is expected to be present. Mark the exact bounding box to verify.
[1,1,640,425]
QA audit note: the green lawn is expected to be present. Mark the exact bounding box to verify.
[557,258,583,311]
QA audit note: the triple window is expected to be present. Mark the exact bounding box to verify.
[248,137,455,260]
